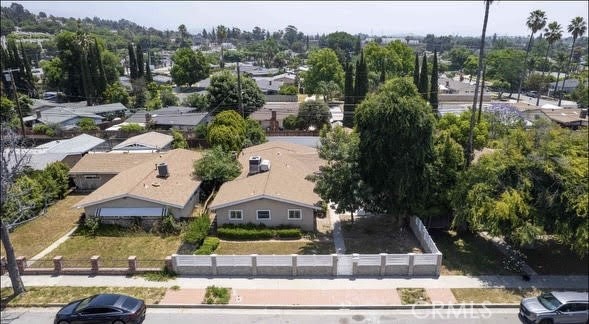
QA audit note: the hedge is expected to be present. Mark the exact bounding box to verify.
[217,224,301,240]
[194,237,220,255]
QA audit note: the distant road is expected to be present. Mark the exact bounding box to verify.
[1,307,521,324]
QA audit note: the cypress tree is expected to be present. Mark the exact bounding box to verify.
[413,52,420,89]
[92,39,107,102]
[418,53,429,101]
[80,51,94,105]
[136,44,144,78]
[429,50,439,115]
[343,62,355,128]
[145,51,153,83]
[128,43,137,80]
[354,51,368,105]
[19,42,32,84]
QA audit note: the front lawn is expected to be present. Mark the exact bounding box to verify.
[429,230,512,275]
[398,288,431,305]
[521,237,588,275]
[36,225,182,268]
[1,286,166,306]
[214,239,334,255]
[0,194,86,259]
[451,288,549,304]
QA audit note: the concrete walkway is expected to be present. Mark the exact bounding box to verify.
[328,204,346,254]
[27,226,78,267]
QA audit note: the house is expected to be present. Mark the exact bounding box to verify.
[548,79,580,94]
[209,142,324,232]
[541,108,588,129]
[7,134,105,170]
[249,102,300,130]
[74,149,203,225]
[272,73,296,85]
[69,152,161,191]
[253,77,283,95]
[27,103,127,129]
[112,131,174,152]
[123,107,209,131]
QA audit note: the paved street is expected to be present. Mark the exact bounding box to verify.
[1,307,522,324]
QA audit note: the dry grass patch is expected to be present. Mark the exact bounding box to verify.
[214,239,334,255]
[398,288,431,305]
[341,214,423,254]
[0,194,86,259]
[1,286,166,306]
[451,288,550,304]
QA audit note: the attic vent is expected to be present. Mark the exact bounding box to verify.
[152,182,161,187]
[157,163,169,178]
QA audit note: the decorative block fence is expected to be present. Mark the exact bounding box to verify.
[2,216,442,278]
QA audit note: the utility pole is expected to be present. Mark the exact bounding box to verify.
[236,61,244,118]
[4,69,26,138]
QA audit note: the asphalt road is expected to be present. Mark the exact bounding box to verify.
[1,307,522,324]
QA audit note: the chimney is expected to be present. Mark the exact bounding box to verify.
[271,110,277,121]
[145,113,152,123]
[36,110,41,119]
[580,109,588,119]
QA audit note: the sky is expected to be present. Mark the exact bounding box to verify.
[4,1,589,37]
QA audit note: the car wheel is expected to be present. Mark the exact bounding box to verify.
[538,319,553,324]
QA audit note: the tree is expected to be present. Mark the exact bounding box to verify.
[324,31,357,65]
[413,52,420,88]
[355,77,435,223]
[418,53,429,101]
[103,82,130,106]
[436,111,489,151]
[178,24,191,48]
[244,118,266,146]
[303,48,344,95]
[283,115,299,130]
[40,57,62,90]
[119,123,145,133]
[516,10,547,102]
[207,110,246,152]
[364,41,414,84]
[447,46,472,71]
[145,52,153,83]
[128,42,138,80]
[466,0,492,167]
[317,81,340,102]
[278,84,297,95]
[559,17,587,106]
[207,70,265,115]
[101,50,121,85]
[136,43,144,79]
[463,55,479,81]
[170,48,209,87]
[534,21,562,106]
[311,125,364,223]
[429,50,439,115]
[171,129,188,149]
[216,25,227,68]
[354,51,368,105]
[76,118,98,131]
[486,49,526,96]
[182,93,209,111]
[343,62,355,128]
[297,100,330,130]
[193,146,241,194]
[1,124,28,295]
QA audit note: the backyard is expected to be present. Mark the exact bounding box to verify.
[0,194,86,259]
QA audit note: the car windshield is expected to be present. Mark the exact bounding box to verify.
[74,296,95,312]
[538,293,563,311]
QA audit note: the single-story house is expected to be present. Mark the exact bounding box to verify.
[541,108,588,129]
[69,152,161,190]
[74,149,203,225]
[249,102,300,130]
[253,77,283,95]
[124,107,209,131]
[112,131,174,152]
[272,73,296,85]
[27,102,127,129]
[209,141,324,232]
[548,79,580,94]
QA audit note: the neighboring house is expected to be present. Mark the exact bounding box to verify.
[239,65,280,77]
[112,131,174,152]
[74,149,203,224]
[253,77,283,95]
[124,107,209,131]
[249,102,300,130]
[6,134,105,170]
[548,79,580,94]
[69,152,161,191]
[27,102,127,129]
[272,73,297,85]
[209,142,324,232]
[541,108,588,129]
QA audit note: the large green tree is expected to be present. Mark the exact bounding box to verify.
[207,110,247,152]
[342,62,355,128]
[354,51,368,105]
[558,16,587,106]
[355,77,435,222]
[193,146,241,194]
[303,48,344,95]
[429,50,439,115]
[206,70,265,115]
[170,48,209,87]
[418,54,429,101]
[297,100,330,130]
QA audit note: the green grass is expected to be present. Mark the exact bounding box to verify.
[397,288,431,305]
[142,267,177,282]
[36,225,182,268]
[214,240,334,255]
[429,230,513,275]
[521,237,588,275]
[203,286,231,304]
[0,194,86,259]
[1,286,166,306]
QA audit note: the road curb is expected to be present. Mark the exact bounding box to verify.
[5,303,521,309]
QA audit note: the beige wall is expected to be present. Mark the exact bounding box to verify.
[214,198,316,232]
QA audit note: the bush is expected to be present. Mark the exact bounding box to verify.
[157,214,181,235]
[275,229,301,239]
[182,212,211,245]
[119,123,145,133]
[217,223,301,240]
[203,285,230,304]
[194,237,220,255]
[84,215,101,236]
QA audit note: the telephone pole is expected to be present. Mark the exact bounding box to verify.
[3,69,26,138]
[236,61,244,118]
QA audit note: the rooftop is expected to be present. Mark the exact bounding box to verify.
[112,131,174,151]
[69,152,162,174]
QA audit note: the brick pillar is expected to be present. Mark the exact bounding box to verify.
[128,256,137,274]
[90,255,100,273]
[331,254,338,276]
[0,256,6,275]
[380,253,387,277]
[435,252,442,277]
[291,254,297,277]
[211,254,217,276]
[53,256,63,274]
[251,254,257,277]
[16,256,26,273]
[407,253,415,276]
[164,256,173,273]
[352,253,359,276]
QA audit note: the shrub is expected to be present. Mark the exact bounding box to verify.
[119,123,145,133]
[203,285,230,304]
[143,267,177,282]
[157,214,181,235]
[275,229,302,239]
[182,212,211,245]
[194,237,220,255]
[84,215,101,236]
[217,224,301,240]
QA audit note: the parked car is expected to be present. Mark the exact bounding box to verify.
[519,291,589,324]
[54,293,146,324]
[526,91,538,97]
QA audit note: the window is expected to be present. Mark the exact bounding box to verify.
[288,209,302,220]
[256,210,270,220]
[228,210,243,220]
[84,175,100,180]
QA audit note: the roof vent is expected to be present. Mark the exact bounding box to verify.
[260,159,271,172]
[249,156,261,174]
[157,162,169,178]
[581,109,588,119]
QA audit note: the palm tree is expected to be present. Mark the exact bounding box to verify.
[552,51,568,98]
[466,0,492,167]
[536,21,562,106]
[516,10,547,103]
[216,25,228,68]
[558,16,587,106]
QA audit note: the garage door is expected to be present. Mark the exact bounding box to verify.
[96,207,167,217]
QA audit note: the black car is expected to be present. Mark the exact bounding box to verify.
[54,293,146,324]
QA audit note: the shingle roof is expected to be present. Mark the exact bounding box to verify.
[37,107,103,124]
[112,132,173,150]
[125,109,207,127]
[209,141,324,210]
[249,102,300,122]
[75,102,127,115]
[75,149,203,209]
[69,152,161,174]
[37,134,105,153]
